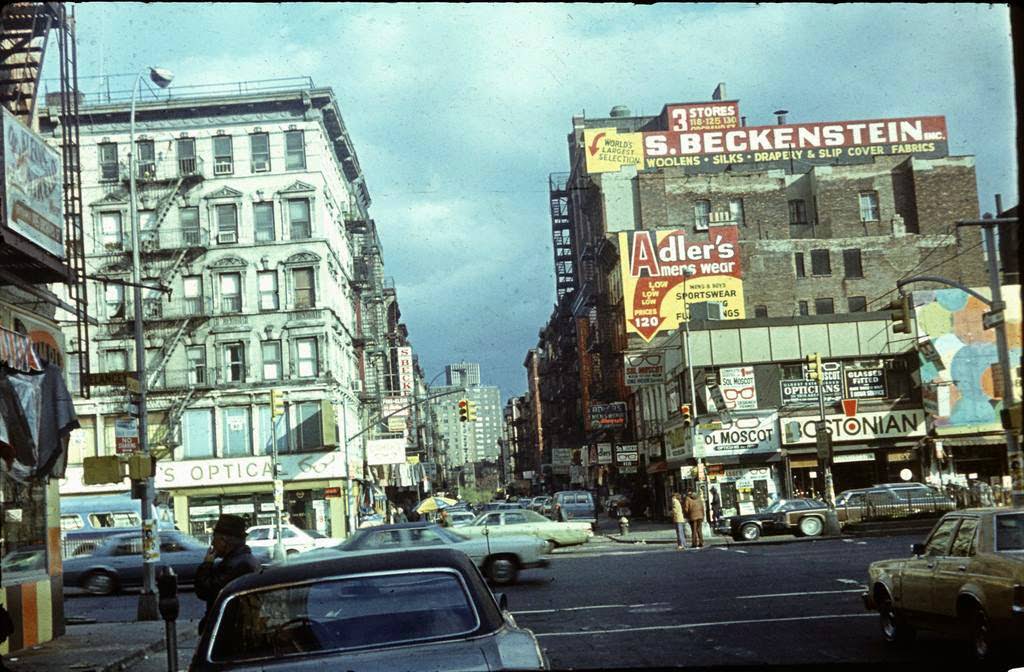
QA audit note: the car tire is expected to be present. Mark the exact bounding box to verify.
[739,522,761,541]
[968,606,994,661]
[878,593,915,644]
[82,570,117,596]
[798,516,824,537]
[486,556,519,586]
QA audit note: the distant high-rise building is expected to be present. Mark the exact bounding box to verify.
[446,362,481,387]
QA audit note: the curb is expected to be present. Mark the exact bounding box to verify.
[603,533,851,547]
[99,630,197,672]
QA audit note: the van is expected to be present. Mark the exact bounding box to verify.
[60,493,176,557]
[552,490,597,527]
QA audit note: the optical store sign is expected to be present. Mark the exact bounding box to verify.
[619,227,745,341]
[780,409,926,446]
[155,453,344,488]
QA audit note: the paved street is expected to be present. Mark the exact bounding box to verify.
[62,532,1020,670]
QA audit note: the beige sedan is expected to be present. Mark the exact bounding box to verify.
[459,509,593,547]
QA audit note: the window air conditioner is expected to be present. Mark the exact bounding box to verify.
[252,159,270,172]
[217,232,237,244]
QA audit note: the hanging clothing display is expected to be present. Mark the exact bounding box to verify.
[0,362,79,483]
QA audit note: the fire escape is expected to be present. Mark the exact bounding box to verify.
[347,216,388,410]
[549,172,576,302]
[0,2,89,388]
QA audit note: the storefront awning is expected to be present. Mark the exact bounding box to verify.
[646,460,669,475]
[704,452,783,467]
[938,435,1007,447]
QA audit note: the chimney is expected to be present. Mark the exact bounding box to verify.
[712,82,726,101]
[774,109,788,125]
[740,116,747,127]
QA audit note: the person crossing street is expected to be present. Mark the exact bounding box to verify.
[671,492,686,550]
[683,490,705,549]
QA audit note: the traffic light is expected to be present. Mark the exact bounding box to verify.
[458,399,469,422]
[888,294,912,334]
[466,401,478,422]
[680,404,692,429]
[806,353,822,382]
[270,389,286,418]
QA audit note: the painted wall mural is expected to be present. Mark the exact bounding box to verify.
[913,286,1022,433]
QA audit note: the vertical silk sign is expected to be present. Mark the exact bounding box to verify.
[619,226,745,341]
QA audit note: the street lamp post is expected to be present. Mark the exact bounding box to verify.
[130,66,174,622]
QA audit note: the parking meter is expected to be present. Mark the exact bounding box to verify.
[157,565,179,622]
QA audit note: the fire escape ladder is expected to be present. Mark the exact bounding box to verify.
[0,2,54,124]
[150,387,197,459]
[146,318,190,388]
[158,247,189,289]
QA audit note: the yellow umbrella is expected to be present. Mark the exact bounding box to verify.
[415,496,458,514]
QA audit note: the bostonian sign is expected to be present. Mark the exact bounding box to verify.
[780,409,926,446]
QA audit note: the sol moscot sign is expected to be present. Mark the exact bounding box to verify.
[619,227,745,341]
[780,409,926,446]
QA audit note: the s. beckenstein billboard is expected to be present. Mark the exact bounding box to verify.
[619,226,744,341]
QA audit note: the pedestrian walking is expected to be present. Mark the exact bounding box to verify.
[683,490,705,549]
[671,492,686,550]
[194,514,261,634]
[710,486,722,525]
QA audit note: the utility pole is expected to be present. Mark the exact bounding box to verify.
[807,353,841,536]
[269,389,286,562]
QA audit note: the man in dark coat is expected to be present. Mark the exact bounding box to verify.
[195,514,261,634]
[683,491,706,549]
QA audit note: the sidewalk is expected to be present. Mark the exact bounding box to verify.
[597,516,807,547]
[4,618,199,672]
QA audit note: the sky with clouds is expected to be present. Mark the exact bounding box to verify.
[50,3,1017,401]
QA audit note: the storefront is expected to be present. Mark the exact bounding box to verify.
[697,411,782,517]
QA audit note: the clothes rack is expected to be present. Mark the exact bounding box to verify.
[0,326,42,373]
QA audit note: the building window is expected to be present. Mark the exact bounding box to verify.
[781,363,804,380]
[187,346,207,385]
[213,135,234,175]
[179,207,200,246]
[843,248,863,278]
[221,407,251,457]
[220,272,242,313]
[810,249,831,276]
[104,349,128,373]
[794,252,806,278]
[136,139,155,179]
[254,202,275,242]
[183,408,214,459]
[183,275,203,315]
[98,142,119,180]
[859,191,880,222]
[788,199,808,225]
[223,342,246,383]
[798,301,809,316]
[848,296,867,313]
[693,200,711,231]
[177,137,197,175]
[815,298,835,315]
[258,271,279,311]
[287,199,312,240]
[296,337,318,378]
[249,132,271,172]
[292,267,316,308]
[262,341,282,380]
[103,282,125,319]
[215,204,238,244]
[729,198,746,226]
[285,130,306,170]
[754,305,768,318]
[293,402,322,452]
[100,211,123,250]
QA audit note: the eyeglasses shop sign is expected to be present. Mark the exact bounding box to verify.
[696,413,778,458]
[155,452,344,488]
[623,352,665,386]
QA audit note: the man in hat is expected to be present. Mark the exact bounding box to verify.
[195,514,261,633]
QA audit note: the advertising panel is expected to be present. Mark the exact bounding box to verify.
[615,443,639,474]
[623,351,665,386]
[597,443,614,464]
[844,366,887,399]
[1,107,64,258]
[582,127,645,174]
[589,402,628,429]
[395,347,414,396]
[696,412,778,459]
[367,438,408,466]
[552,447,572,475]
[779,409,926,445]
[706,366,758,411]
[780,361,843,404]
[663,101,741,133]
[642,115,948,173]
[619,227,745,341]
[382,395,410,418]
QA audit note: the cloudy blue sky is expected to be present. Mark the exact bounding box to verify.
[51,3,1017,401]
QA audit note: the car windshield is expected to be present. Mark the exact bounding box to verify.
[995,512,1024,552]
[306,529,328,539]
[762,500,789,513]
[208,570,480,662]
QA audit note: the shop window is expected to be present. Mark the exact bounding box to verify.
[250,132,271,172]
[780,363,804,380]
[98,142,119,180]
[1,477,49,585]
[183,408,215,458]
[213,135,234,175]
[221,407,252,457]
[285,130,306,170]
[254,202,275,242]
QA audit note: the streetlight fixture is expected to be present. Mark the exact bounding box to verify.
[129,65,174,622]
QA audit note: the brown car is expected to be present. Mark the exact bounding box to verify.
[863,507,1024,661]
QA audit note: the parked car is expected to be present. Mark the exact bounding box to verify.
[447,511,478,527]
[299,522,550,586]
[863,507,1024,661]
[246,524,336,556]
[718,498,831,541]
[60,493,176,558]
[63,530,269,596]
[528,496,550,513]
[603,494,631,518]
[838,483,955,523]
[190,547,548,671]
[460,509,593,547]
[551,491,597,528]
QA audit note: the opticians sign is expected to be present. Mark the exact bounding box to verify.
[779,409,926,446]
[696,412,778,459]
[780,361,843,404]
[619,227,745,341]
[623,351,665,386]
